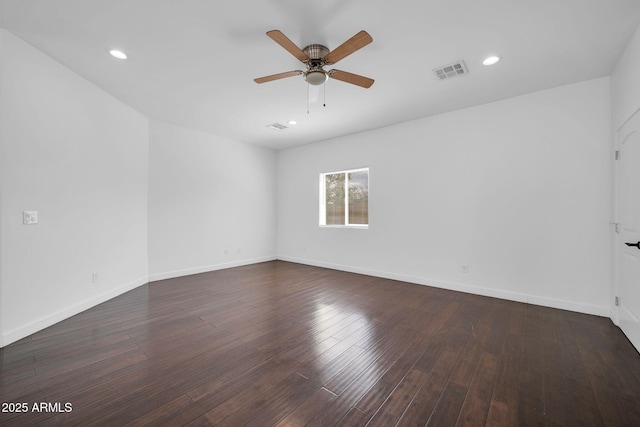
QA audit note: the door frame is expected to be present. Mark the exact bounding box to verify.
[612,107,640,328]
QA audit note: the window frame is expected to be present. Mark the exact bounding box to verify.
[319,167,369,229]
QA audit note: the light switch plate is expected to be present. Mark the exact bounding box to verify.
[23,211,38,225]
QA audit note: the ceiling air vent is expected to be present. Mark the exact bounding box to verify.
[433,60,468,80]
[267,123,287,130]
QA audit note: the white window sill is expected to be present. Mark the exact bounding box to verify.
[319,224,369,229]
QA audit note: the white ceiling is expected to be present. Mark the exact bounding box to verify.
[1,0,640,150]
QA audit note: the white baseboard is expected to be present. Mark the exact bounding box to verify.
[277,255,611,318]
[1,276,148,348]
[148,255,278,282]
[2,255,610,348]
[1,257,278,348]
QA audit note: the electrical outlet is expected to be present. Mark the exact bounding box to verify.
[224,249,229,255]
[461,264,469,273]
[92,272,99,284]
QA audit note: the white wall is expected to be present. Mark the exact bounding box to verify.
[148,120,277,280]
[612,24,640,129]
[0,30,5,346]
[278,77,612,316]
[0,30,149,346]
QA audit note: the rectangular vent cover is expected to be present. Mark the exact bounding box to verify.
[267,123,287,130]
[433,61,468,80]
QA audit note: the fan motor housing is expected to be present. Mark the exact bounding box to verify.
[303,44,329,60]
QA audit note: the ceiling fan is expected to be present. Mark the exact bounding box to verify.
[254,30,374,89]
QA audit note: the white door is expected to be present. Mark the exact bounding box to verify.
[617,110,640,353]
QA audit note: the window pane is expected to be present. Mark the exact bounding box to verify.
[325,173,345,225]
[348,171,368,225]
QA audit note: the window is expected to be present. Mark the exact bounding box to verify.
[320,168,369,227]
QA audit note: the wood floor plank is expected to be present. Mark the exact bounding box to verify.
[365,367,428,427]
[449,323,490,388]
[274,387,336,427]
[123,395,207,427]
[183,415,215,426]
[306,345,405,426]
[297,341,368,384]
[485,332,521,427]
[335,407,372,426]
[456,351,499,427]
[395,349,460,426]
[517,333,546,427]
[187,359,295,412]
[1,261,639,426]
[323,323,414,396]
[207,372,309,426]
[425,381,468,427]
[489,332,520,400]
[485,400,514,427]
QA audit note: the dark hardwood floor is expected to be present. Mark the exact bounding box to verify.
[1,261,640,426]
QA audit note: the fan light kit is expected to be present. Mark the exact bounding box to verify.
[305,70,328,86]
[254,30,374,89]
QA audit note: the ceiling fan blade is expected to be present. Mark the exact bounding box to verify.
[325,31,373,64]
[254,70,302,84]
[266,30,309,63]
[328,69,374,88]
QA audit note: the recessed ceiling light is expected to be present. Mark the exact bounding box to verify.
[482,56,500,66]
[109,49,128,60]
[287,120,297,125]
